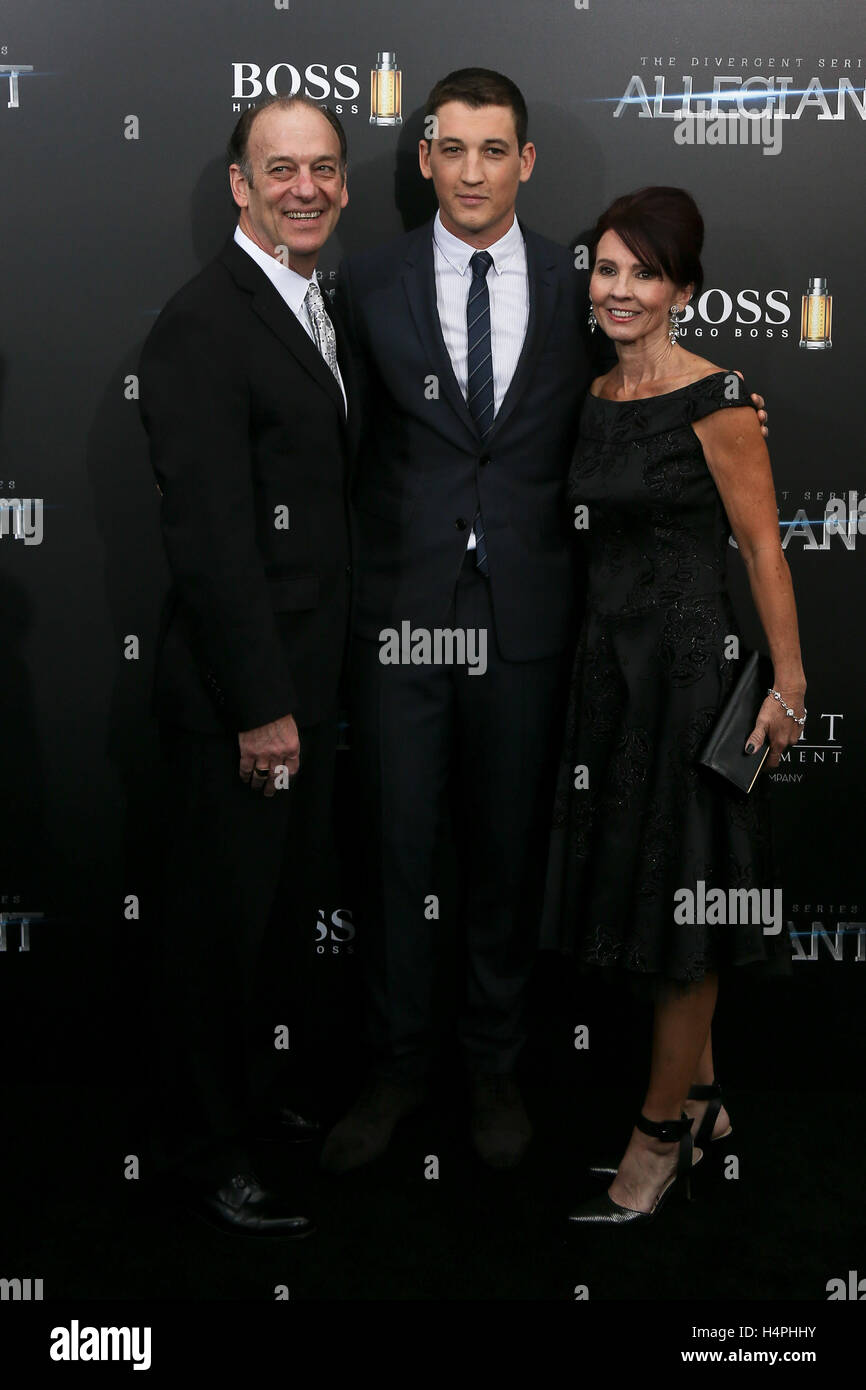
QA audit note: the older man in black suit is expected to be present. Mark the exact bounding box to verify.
[139,96,357,1234]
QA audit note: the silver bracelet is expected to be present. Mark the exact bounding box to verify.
[767,688,807,726]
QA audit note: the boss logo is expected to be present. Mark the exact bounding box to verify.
[679,289,791,339]
[315,907,355,955]
[231,63,361,103]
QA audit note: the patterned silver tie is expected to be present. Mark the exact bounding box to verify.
[304,280,341,387]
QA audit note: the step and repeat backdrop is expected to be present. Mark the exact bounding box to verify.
[1,2,863,1083]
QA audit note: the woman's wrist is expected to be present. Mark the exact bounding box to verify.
[771,671,806,696]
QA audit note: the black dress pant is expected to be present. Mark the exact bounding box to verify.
[148,713,337,1181]
[349,555,567,1081]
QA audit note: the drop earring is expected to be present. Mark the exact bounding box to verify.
[588,299,598,334]
[669,305,681,345]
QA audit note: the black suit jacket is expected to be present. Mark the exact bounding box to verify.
[335,217,602,662]
[139,236,359,734]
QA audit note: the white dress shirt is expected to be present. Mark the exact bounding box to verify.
[233,223,347,414]
[432,208,529,412]
[432,209,529,548]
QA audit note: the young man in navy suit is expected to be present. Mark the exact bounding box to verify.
[322,69,594,1173]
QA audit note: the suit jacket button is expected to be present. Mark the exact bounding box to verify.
[479,454,490,467]
[455,517,467,531]
[345,563,352,574]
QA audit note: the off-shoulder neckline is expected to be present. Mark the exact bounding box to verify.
[588,369,735,405]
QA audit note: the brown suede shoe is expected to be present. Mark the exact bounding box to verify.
[319,1076,427,1174]
[469,1073,533,1170]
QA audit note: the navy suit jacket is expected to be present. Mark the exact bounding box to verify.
[335,216,603,661]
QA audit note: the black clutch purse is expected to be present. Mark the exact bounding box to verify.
[698,651,773,793]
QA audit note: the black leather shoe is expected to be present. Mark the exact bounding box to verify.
[253,1105,321,1144]
[175,1170,315,1238]
[469,1072,532,1170]
[568,1113,696,1229]
[319,1076,426,1174]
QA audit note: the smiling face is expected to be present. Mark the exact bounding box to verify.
[229,103,347,277]
[590,230,692,348]
[418,101,535,248]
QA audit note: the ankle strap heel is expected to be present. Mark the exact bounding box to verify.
[688,1079,731,1154]
[567,1111,697,1228]
[687,1082,722,1100]
[636,1112,695,1201]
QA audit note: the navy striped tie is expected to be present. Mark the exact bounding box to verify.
[466,249,494,576]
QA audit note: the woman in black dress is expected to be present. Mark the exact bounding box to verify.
[554,187,806,1226]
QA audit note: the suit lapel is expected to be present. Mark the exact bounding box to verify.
[400,219,559,448]
[331,304,361,458]
[251,284,348,422]
[401,223,479,443]
[484,222,558,445]
[219,237,348,426]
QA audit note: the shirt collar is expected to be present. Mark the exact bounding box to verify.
[233,223,315,314]
[432,208,523,276]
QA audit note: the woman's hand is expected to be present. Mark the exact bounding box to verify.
[745,689,806,768]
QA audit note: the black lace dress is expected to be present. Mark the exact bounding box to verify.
[543,371,786,994]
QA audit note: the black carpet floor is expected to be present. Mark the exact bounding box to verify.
[4,1079,863,1304]
[3,948,864,1326]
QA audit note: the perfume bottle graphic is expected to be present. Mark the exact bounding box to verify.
[799,276,832,349]
[370,51,402,126]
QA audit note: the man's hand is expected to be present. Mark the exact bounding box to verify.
[238,714,299,797]
[732,369,768,438]
[750,391,768,439]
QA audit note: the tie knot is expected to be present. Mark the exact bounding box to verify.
[470,250,493,279]
[305,279,324,306]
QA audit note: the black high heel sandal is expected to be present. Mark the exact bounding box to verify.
[588,1082,731,1179]
[567,1113,696,1228]
[688,1080,732,1155]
